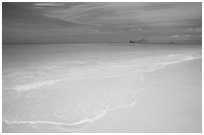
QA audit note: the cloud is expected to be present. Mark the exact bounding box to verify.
[187,27,202,33]
[170,34,201,39]
[34,2,65,7]
[2,2,202,43]
[128,28,142,32]
[42,2,201,29]
[171,35,179,38]
[41,3,148,27]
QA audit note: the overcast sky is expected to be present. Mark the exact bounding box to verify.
[2,2,202,43]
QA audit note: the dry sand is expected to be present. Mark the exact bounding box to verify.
[82,59,202,133]
[2,59,201,133]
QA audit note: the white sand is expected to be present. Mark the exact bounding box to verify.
[2,43,202,133]
[3,59,201,133]
[83,59,202,133]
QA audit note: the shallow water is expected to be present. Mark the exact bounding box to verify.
[2,43,202,132]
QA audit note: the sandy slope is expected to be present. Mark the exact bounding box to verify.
[83,59,202,133]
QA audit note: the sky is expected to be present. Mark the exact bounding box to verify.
[2,2,202,44]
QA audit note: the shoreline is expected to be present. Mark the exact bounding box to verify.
[83,58,201,133]
[3,58,202,132]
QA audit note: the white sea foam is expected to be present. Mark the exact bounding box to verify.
[3,83,143,126]
[6,53,201,92]
[3,105,110,126]
[147,55,201,72]
[14,80,60,92]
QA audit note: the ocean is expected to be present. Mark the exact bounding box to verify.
[2,43,202,132]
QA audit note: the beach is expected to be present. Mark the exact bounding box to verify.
[84,59,202,133]
[2,43,202,133]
